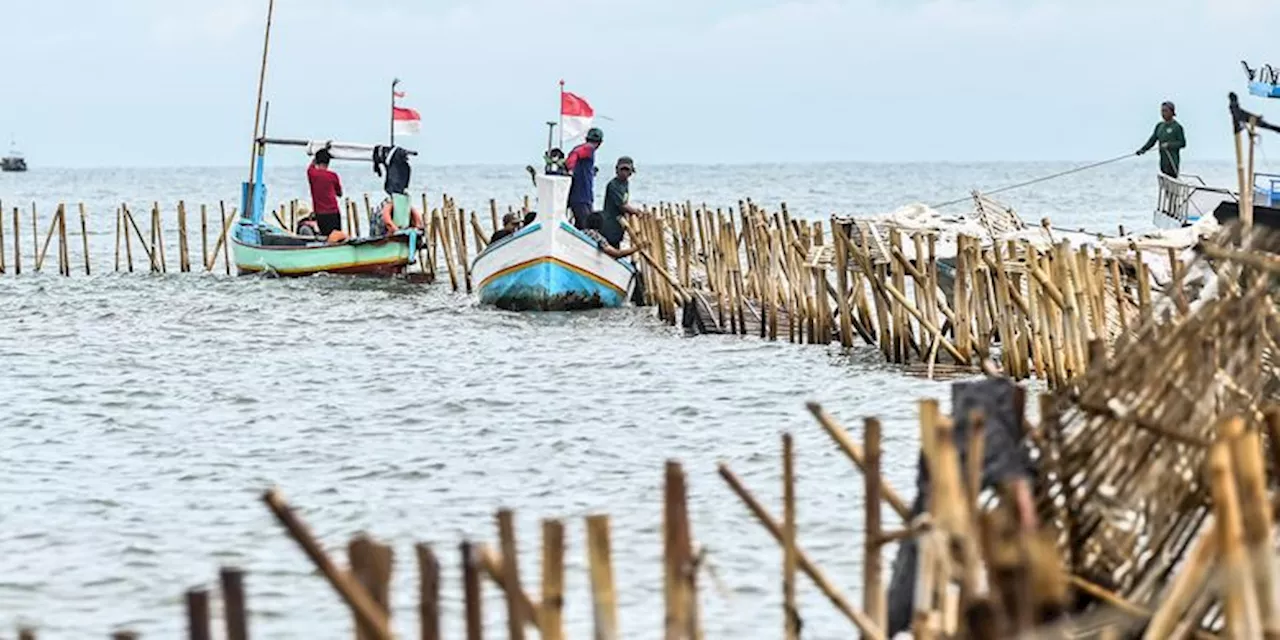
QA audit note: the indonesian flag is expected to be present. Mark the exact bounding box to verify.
[393,106,420,136]
[560,89,594,142]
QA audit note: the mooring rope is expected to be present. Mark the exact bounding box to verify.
[930,153,1137,209]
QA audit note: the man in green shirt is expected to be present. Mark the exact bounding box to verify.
[1136,101,1187,177]
[601,156,643,248]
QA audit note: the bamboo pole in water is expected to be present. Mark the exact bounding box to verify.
[31,202,38,268]
[416,543,441,640]
[79,203,90,276]
[35,204,58,272]
[541,519,566,640]
[11,206,19,275]
[186,588,211,640]
[586,514,619,640]
[349,534,394,640]
[57,203,69,276]
[152,202,168,273]
[461,541,483,640]
[489,198,499,235]
[200,204,209,270]
[178,201,190,272]
[497,509,527,640]
[434,210,458,292]
[864,417,887,631]
[782,433,799,640]
[220,568,249,640]
[0,202,6,274]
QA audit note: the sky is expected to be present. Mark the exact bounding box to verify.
[1,0,1278,167]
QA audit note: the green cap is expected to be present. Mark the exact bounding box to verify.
[586,127,603,142]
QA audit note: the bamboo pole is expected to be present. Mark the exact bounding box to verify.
[222,206,232,274]
[31,202,37,268]
[416,543,440,640]
[1229,425,1280,636]
[664,460,698,640]
[152,202,168,273]
[497,509,526,640]
[262,489,392,639]
[57,203,69,276]
[186,588,211,640]
[462,541,484,640]
[349,534,394,640]
[541,519,566,640]
[490,198,500,235]
[0,201,6,274]
[719,465,887,640]
[178,201,190,272]
[1210,440,1262,639]
[201,204,209,270]
[220,568,249,640]
[864,417,887,631]
[12,206,20,275]
[35,204,59,271]
[783,433,799,640]
[78,203,90,276]
[586,514,619,640]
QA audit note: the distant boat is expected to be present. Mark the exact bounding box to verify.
[1243,61,1280,99]
[1,138,26,172]
[471,174,637,310]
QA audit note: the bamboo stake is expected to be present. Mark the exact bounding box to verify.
[1210,441,1262,639]
[864,417,887,631]
[489,198,500,235]
[201,204,209,270]
[57,203,69,276]
[783,433,800,640]
[497,509,526,640]
[220,568,249,640]
[261,489,392,639]
[222,208,232,274]
[1229,425,1280,636]
[12,206,20,275]
[123,207,136,273]
[0,201,6,274]
[186,588,211,640]
[78,203,90,276]
[178,201,190,272]
[719,465,887,640]
[586,514,619,640]
[152,202,168,273]
[541,519,566,640]
[31,202,37,268]
[462,541,484,640]
[349,534,394,640]
[416,543,440,640]
[664,460,697,640]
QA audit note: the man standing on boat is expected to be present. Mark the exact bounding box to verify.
[307,148,344,237]
[566,127,604,229]
[602,156,643,248]
[1136,101,1186,178]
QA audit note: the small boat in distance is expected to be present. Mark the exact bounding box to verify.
[1243,61,1280,100]
[1,137,27,172]
[471,173,637,310]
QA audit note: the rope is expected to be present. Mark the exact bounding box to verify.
[930,153,1136,209]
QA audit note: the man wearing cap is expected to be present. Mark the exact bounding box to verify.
[565,127,604,229]
[1136,101,1186,178]
[602,156,643,248]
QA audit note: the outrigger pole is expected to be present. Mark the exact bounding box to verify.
[390,78,400,147]
[244,0,275,222]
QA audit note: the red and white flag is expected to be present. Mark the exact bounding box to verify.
[560,87,594,142]
[393,106,420,135]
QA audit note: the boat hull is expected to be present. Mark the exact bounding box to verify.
[231,233,416,277]
[471,220,637,311]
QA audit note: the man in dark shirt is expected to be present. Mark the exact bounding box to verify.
[601,156,643,248]
[565,127,603,229]
[489,213,520,244]
[306,148,344,235]
[1136,101,1187,177]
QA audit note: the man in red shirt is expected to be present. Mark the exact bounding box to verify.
[306,148,344,236]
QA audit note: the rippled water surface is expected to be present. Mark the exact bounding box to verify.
[0,160,1245,637]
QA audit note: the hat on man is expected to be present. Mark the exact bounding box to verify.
[616,156,636,173]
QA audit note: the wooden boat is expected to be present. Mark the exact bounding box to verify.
[1,137,26,172]
[232,139,422,277]
[230,0,422,278]
[470,174,637,310]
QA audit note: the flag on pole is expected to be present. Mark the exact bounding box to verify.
[393,106,420,136]
[560,89,594,142]
[392,85,420,136]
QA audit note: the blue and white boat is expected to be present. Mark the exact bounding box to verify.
[1245,61,1280,99]
[470,174,637,310]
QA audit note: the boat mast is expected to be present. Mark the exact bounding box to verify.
[390,78,400,147]
[245,0,276,218]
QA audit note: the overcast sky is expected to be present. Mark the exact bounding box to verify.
[1,0,1276,167]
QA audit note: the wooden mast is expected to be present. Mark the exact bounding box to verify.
[245,0,276,218]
